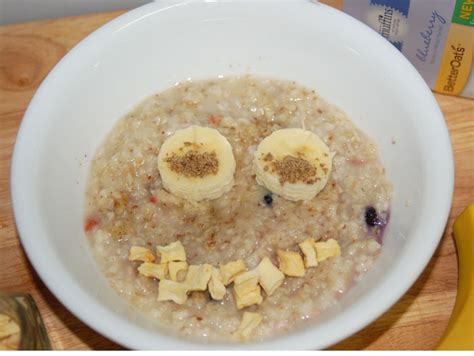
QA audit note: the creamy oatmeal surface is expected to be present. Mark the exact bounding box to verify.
[85,76,392,342]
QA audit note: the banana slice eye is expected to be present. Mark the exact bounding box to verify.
[157,126,236,201]
[254,128,333,201]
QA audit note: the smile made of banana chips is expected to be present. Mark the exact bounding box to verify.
[158,126,334,202]
[128,238,341,340]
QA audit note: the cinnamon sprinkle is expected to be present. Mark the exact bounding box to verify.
[272,155,318,185]
[165,150,219,178]
[263,153,274,162]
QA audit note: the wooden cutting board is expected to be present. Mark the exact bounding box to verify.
[0,5,473,350]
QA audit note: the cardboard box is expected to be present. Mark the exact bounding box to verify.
[342,0,474,98]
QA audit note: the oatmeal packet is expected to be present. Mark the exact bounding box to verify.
[341,0,474,98]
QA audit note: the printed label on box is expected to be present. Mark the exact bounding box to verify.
[343,0,473,98]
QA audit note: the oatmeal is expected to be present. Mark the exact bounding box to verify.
[85,76,392,342]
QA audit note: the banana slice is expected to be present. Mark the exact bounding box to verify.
[254,128,333,201]
[157,126,236,201]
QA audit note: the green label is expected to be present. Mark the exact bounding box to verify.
[452,0,474,26]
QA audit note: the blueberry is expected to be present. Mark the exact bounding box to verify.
[263,193,273,205]
[365,206,379,227]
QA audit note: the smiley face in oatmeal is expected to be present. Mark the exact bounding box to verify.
[85,76,392,342]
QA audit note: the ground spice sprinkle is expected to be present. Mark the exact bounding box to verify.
[272,155,318,185]
[165,149,219,178]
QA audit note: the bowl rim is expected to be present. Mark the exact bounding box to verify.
[10,0,454,350]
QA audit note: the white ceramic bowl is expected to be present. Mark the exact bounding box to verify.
[11,0,454,350]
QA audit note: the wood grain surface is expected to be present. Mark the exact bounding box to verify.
[0,6,473,350]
